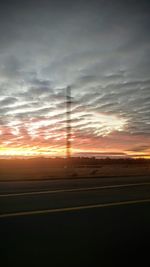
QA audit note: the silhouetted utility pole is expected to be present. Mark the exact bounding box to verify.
[66,86,72,159]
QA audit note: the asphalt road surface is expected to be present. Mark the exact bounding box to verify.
[0,176,150,266]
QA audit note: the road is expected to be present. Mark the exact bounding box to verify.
[0,176,150,266]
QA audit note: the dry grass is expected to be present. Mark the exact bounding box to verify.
[0,163,150,181]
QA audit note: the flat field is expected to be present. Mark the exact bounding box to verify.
[0,159,150,181]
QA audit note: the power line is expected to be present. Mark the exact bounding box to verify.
[66,86,72,159]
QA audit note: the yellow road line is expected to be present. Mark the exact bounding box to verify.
[0,198,150,219]
[0,182,150,198]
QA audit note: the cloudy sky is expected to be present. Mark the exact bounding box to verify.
[0,0,150,158]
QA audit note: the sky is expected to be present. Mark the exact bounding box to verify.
[0,0,150,158]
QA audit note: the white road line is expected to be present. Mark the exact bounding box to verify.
[0,198,150,218]
[0,182,150,198]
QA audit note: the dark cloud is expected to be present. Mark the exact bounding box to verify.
[0,97,17,107]
[127,145,150,152]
